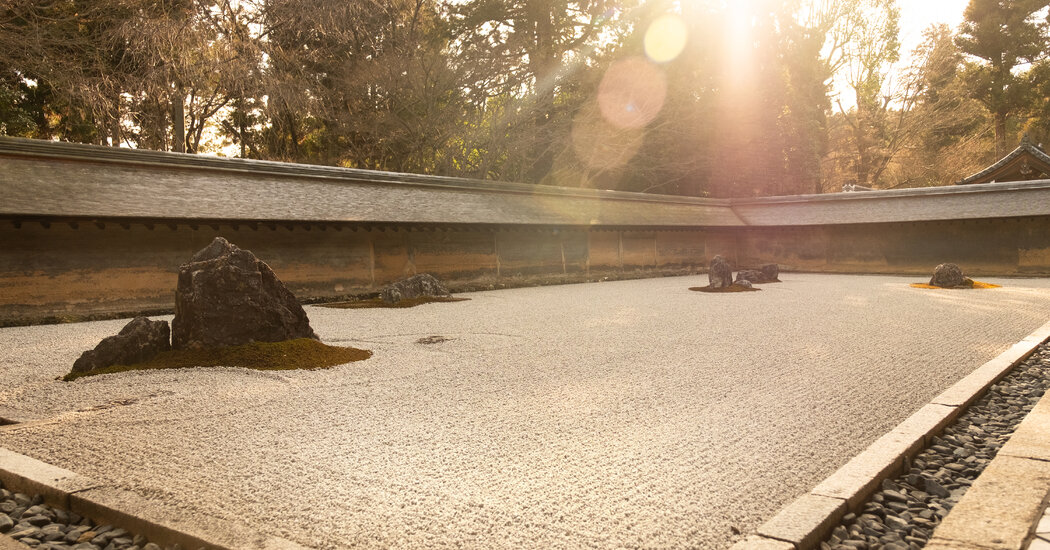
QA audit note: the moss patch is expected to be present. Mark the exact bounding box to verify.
[64,338,371,381]
[910,280,1001,290]
[318,296,469,309]
[689,284,762,293]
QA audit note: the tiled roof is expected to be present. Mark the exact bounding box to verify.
[731,180,1050,225]
[0,137,743,228]
[957,135,1050,185]
[3,137,1050,228]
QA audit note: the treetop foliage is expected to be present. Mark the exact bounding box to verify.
[1,0,1048,196]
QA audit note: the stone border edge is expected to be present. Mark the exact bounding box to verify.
[926,348,1050,550]
[0,448,307,550]
[731,320,1050,550]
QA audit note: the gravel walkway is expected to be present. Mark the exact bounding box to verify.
[2,274,1050,549]
[1,482,162,550]
[821,342,1050,550]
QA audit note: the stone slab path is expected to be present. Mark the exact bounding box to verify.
[2,274,1050,549]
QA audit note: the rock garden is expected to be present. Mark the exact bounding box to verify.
[66,237,371,381]
[690,255,779,293]
[318,273,467,309]
[911,263,1001,290]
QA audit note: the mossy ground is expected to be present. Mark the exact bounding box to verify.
[689,284,762,293]
[910,280,1001,290]
[318,296,469,309]
[64,338,371,381]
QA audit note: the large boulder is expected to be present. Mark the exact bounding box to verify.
[760,263,780,282]
[929,263,967,288]
[380,273,451,304]
[172,237,316,350]
[72,317,170,374]
[708,255,733,289]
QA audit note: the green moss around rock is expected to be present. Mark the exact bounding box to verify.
[318,296,469,309]
[64,338,371,381]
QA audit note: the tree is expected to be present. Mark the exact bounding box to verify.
[895,24,990,187]
[956,0,1049,156]
[446,0,626,183]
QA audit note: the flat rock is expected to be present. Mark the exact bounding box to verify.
[70,317,170,374]
[735,270,764,285]
[172,237,317,349]
[379,273,451,304]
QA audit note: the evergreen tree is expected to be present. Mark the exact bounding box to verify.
[956,0,1049,156]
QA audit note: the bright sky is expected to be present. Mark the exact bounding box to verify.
[831,0,971,108]
[898,0,970,50]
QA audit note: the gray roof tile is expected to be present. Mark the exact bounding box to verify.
[3,137,1049,228]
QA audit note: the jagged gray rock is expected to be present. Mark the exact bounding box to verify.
[71,317,170,374]
[736,265,781,285]
[760,263,780,282]
[172,237,316,350]
[930,263,967,288]
[380,273,451,304]
[708,255,732,288]
[735,270,764,285]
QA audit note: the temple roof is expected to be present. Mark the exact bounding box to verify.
[957,135,1050,185]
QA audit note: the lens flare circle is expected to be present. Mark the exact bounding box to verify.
[597,57,667,129]
[644,15,687,63]
[571,101,643,170]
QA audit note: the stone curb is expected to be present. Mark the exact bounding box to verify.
[731,319,1050,550]
[0,448,309,550]
[925,360,1050,550]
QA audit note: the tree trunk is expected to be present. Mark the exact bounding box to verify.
[525,1,557,184]
[238,98,246,158]
[994,111,1007,158]
[110,96,121,147]
[171,92,186,153]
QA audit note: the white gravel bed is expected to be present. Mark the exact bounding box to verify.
[2,273,1050,549]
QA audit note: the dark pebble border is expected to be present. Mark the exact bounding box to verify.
[0,483,201,550]
[821,343,1050,550]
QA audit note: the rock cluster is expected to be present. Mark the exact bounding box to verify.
[708,256,779,289]
[173,237,316,349]
[71,238,317,376]
[0,484,167,550]
[380,273,451,304]
[929,263,971,288]
[820,345,1050,550]
[71,317,170,374]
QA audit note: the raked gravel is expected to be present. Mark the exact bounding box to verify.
[2,274,1050,549]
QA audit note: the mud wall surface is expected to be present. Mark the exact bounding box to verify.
[738,218,1050,276]
[2,217,1048,325]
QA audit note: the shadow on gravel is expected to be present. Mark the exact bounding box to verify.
[689,285,761,293]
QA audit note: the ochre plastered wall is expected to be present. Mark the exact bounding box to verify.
[2,216,1050,325]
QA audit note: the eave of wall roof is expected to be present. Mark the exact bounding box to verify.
[0,137,744,228]
[730,179,1050,226]
[3,137,1050,228]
